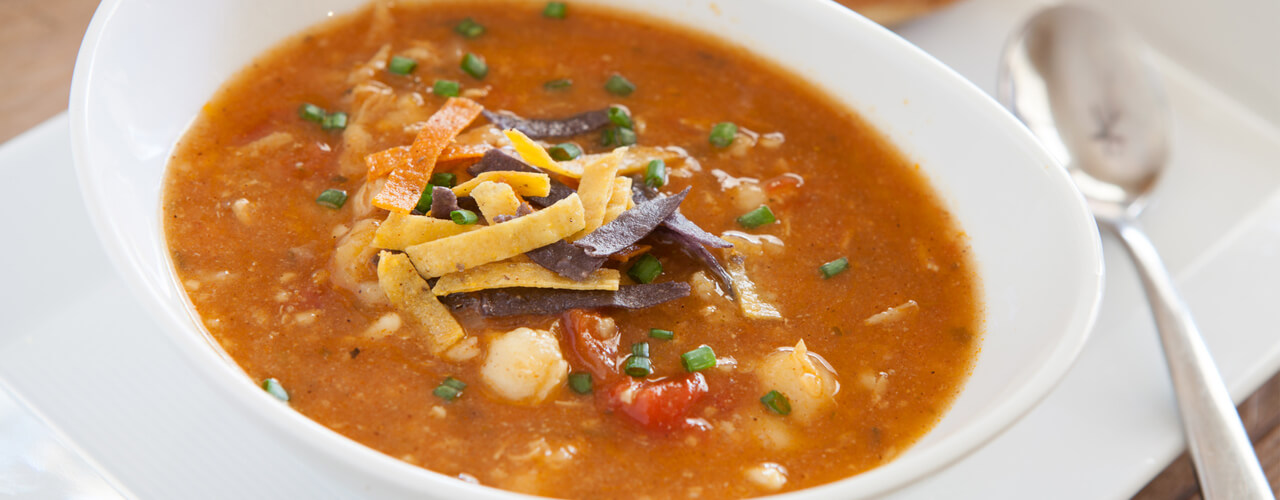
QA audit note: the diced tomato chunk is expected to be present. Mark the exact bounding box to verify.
[601,373,708,432]
[562,309,620,381]
[763,173,803,204]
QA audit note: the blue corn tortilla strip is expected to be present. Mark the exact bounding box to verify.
[442,282,692,317]
[632,182,732,248]
[468,149,574,207]
[481,108,611,139]
[526,240,607,281]
[429,185,460,219]
[574,187,690,257]
[650,227,736,300]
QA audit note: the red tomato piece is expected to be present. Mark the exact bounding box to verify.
[563,309,620,381]
[601,373,709,432]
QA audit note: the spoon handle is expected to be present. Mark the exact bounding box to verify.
[1109,217,1274,500]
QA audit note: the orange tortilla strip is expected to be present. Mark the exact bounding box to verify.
[436,143,492,171]
[373,97,484,212]
[366,143,493,181]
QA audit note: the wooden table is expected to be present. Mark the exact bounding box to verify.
[5,0,1278,497]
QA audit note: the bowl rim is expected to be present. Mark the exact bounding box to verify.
[69,0,1104,498]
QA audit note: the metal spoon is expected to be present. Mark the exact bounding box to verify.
[998,6,1273,499]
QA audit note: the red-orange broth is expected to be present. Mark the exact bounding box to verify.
[162,2,982,498]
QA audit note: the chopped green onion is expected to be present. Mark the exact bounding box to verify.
[316,189,348,209]
[433,79,461,98]
[430,172,458,188]
[261,378,289,402]
[298,103,326,123]
[388,55,417,75]
[681,345,717,372]
[544,78,573,91]
[433,376,467,401]
[548,143,583,161]
[737,204,776,229]
[322,111,348,131]
[632,341,650,358]
[604,74,635,96]
[414,185,434,213]
[710,122,738,148]
[627,254,662,284]
[543,1,568,19]
[461,53,488,80]
[607,105,633,129]
[761,390,792,415]
[644,159,666,188]
[568,372,593,394]
[649,328,674,340]
[455,17,485,38]
[450,209,479,225]
[601,126,638,147]
[820,257,849,279]
[623,355,652,378]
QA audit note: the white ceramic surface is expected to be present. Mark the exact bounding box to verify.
[69,0,1102,497]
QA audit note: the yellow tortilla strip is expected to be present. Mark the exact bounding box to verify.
[573,148,624,239]
[405,194,586,277]
[558,146,686,177]
[374,212,480,250]
[725,251,783,320]
[503,129,580,178]
[432,262,620,296]
[470,181,522,221]
[602,176,633,225]
[377,251,465,354]
[452,171,550,198]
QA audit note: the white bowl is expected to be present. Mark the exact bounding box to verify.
[70,0,1103,497]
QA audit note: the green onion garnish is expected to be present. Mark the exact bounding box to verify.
[605,127,637,147]
[433,79,461,98]
[388,55,417,75]
[455,17,485,38]
[607,105,633,129]
[632,341,650,358]
[414,185,434,213]
[760,390,792,415]
[568,372,593,394]
[548,143,582,161]
[737,204,776,229]
[644,159,666,188]
[298,103,326,123]
[316,189,348,209]
[681,345,717,372]
[649,328,674,340]
[433,376,467,401]
[450,209,479,225]
[543,1,568,19]
[430,172,458,188]
[820,257,849,279]
[261,378,289,402]
[322,111,348,131]
[461,53,488,80]
[623,355,652,378]
[627,254,662,283]
[604,74,635,96]
[709,122,738,148]
[544,78,573,91]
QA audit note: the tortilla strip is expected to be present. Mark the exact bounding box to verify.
[573,148,625,239]
[470,181,522,221]
[481,109,611,139]
[432,262,620,296]
[442,282,692,317]
[468,149,575,207]
[724,251,781,319]
[374,97,484,212]
[377,251,465,354]
[503,129,580,178]
[374,212,479,250]
[452,171,550,198]
[557,146,686,178]
[405,194,586,277]
[366,143,491,180]
[602,176,633,225]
